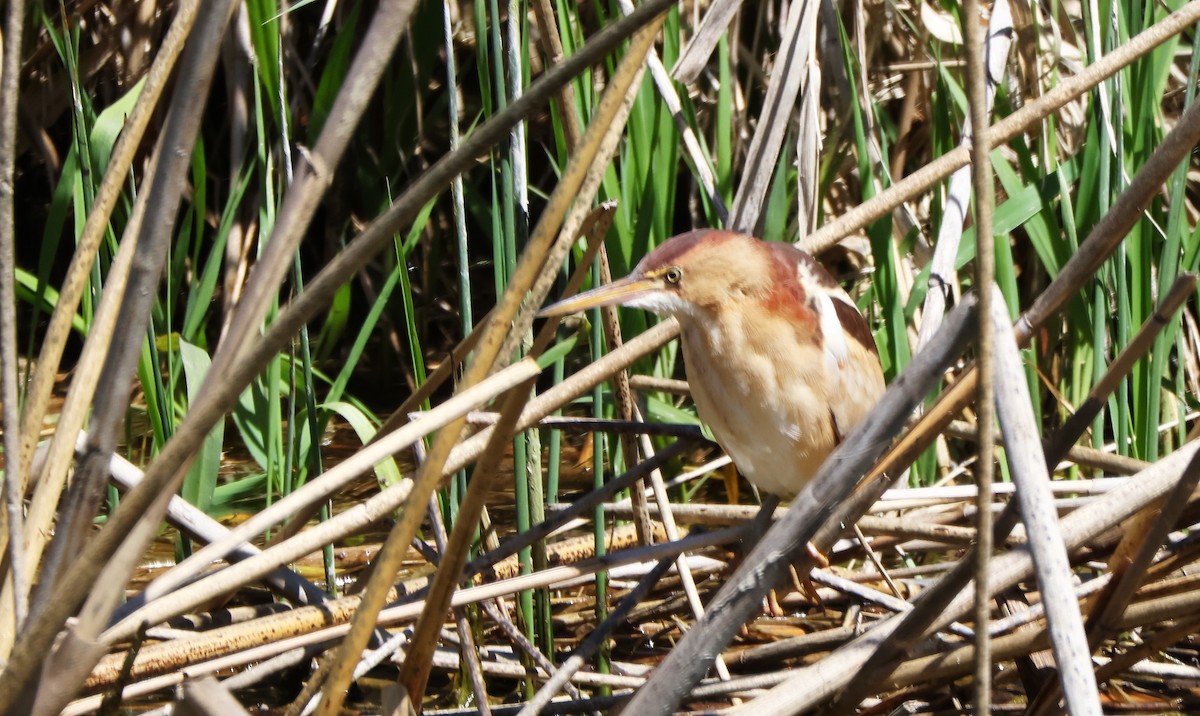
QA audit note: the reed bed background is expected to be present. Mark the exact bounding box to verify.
[1,0,1200,713]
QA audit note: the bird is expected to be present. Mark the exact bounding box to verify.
[539,229,886,503]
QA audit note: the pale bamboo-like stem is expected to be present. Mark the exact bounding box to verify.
[808,568,915,617]
[915,0,1012,352]
[443,0,471,340]
[794,27,821,236]
[987,289,1101,716]
[672,0,741,84]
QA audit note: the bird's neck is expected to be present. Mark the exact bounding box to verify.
[676,310,741,363]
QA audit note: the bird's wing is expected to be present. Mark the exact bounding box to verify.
[821,290,886,443]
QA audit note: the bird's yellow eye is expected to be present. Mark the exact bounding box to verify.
[664,267,683,284]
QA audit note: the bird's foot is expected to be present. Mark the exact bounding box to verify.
[805,540,830,568]
[790,565,825,611]
[763,589,786,618]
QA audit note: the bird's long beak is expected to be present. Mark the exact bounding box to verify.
[538,276,660,317]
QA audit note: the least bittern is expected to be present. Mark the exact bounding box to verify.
[540,229,886,502]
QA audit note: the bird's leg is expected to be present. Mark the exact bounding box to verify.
[747,493,780,542]
[741,497,827,614]
[744,494,786,618]
[720,462,741,505]
[741,495,830,614]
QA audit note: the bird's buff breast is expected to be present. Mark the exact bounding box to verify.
[678,315,839,498]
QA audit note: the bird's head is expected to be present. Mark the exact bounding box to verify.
[539,230,788,322]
